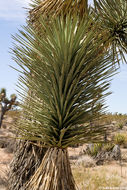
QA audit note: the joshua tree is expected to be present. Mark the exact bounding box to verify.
[10,0,126,189]
[0,88,18,128]
[9,1,90,189]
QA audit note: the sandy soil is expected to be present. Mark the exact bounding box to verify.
[0,148,13,190]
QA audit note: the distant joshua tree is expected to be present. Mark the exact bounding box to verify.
[0,88,18,128]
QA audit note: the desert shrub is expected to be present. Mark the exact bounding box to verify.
[0,137,16,153]
[86,143,115,157]
[113,133,127,145]
[118,123,124,130]
[86,143,103,157]
[85,143,120,163]
[76,155,96,168]
[6,110,20,118]
[97,113,127,126]
[102,143,115,152]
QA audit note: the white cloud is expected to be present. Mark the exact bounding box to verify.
[0,0,31,21]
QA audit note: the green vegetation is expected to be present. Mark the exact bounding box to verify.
[113,133,127,146]
[103,143,115,152]
[86,143,115,157]
[118,123,124,130]
[87,143,103,157]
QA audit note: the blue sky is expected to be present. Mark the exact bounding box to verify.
[0,0,127,114]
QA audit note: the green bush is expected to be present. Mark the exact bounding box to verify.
[102,143,115,152]
[88,143,103,157]
[118,123,123,130]
[113,133,127,145]
[87,143,115,157]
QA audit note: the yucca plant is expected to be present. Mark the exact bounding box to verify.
[29,0,89,28]
[9,1,90,188]
[12,14,119,189]
[10,0,127,189]
[93,0,127,63]
[29,0,127,59]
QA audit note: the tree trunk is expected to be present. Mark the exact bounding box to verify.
[8,140,47,190]
[0,105,7,128]
[0,112,4,128]
[25,147,77,190]
[0,107,4,128]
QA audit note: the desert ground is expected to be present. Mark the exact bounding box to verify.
[0,112,127,190]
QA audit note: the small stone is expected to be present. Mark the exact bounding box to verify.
[112,145,121,160]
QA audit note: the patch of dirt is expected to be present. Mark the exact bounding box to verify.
[0,148,13,189]
[0,117,15,189]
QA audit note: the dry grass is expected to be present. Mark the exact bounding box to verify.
[72,164,127,190]
[107,114,127,125]
[75,155,96,168]
[95,113,127,126]
[0,176,7,187]
[0,167,8,190]
[5,110,20,119]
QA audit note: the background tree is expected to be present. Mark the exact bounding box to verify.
[0,88,18,128]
